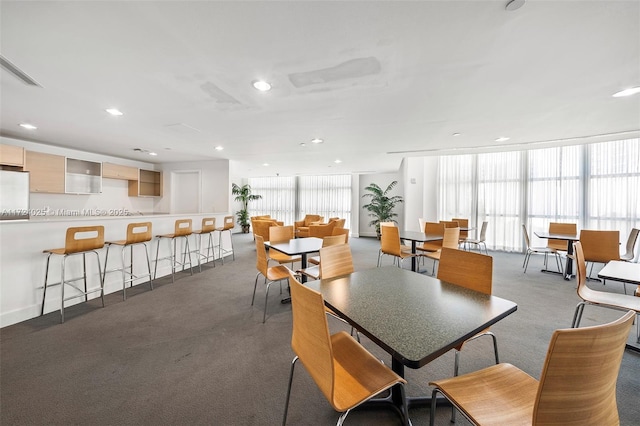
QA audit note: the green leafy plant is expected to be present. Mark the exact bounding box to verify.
[362,181,403,237]
[231,183,262,232]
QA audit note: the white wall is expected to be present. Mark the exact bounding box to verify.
[358,171,404,237]
[400,157,439,232]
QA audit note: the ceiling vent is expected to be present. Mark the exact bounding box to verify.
[0,55,43,87]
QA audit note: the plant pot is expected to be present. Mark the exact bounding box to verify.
[241,224,251,234]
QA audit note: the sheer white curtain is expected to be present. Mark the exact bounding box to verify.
[587,139,640,249]
[437,154,475,223]
[298,175,352,225]
[248,176,296,225]
[526,145,581,247]
[477,151,522,251]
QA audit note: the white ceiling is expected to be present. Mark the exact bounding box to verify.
[1,1,639,178]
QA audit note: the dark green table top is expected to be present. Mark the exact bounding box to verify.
[306,266,518,369]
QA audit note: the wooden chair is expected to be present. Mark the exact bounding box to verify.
[620,228,639,261]
[571,242,640,344]
[252,218,284,243]
[429,309,635,426]
[331,227,350,243]
[252,235,292,323]
[308,220,337,238]
[215,215,236,263]
[452,217,469,242]
[154,219,195,282]
[282,273,407,425]
[319,243,354,279]
[377,224,418,269]
[522,224,561,273]
[416,222,445,253]
[463,221,489,254]
[103,222,154,301]
[579,230,620,280]
[269,225,302,268]
[421,227,460,275]
[440,220,459,228]
[41,226,106,323]
[308,234,347,265]
[193,217,216,267]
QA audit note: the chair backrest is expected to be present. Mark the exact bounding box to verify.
[174,219,192,236]
[199,217,216,234]
[547,222,576,251]
[289,273,335,404]
[452,218,468,238]
[303,214,323,226]
[380,224,402,256]
[331,227,350,243]
[380,221,396,228]
[223,215,234,230]
[270,225,294,244]
[309,221,337,238]
[623,228,639,259]
[425,222,445,236]
[522,224,532,249]
[322,234,347,247]
[319,244,354,279]
[254,235,269,276]
[64,226,105,254]
[437,247,492,295]
[442,227,460,250]
[580,230,620,263]
[333,218,346,228]
[478,221,488,241]
[253,220,279,242]
[532,310,635,425]
[125,222,152,244]
[440,220,459,228]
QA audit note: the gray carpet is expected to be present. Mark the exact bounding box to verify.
[1,233,639,425]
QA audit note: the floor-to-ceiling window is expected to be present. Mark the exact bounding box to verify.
[438,138,640,253]
[248,175,352,227]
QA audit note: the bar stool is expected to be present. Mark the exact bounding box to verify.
[154,219,195,282]
[215,215,235,264]
[103,222,154,300]
[193,217,216,268]
[41,226,105,323]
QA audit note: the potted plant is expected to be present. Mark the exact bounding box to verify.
[231,183,262,233]
[362,181,403,238]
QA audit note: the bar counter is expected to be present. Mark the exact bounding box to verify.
[0,212,233,327]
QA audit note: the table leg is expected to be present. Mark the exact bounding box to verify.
[564,240,574,280]
[281,254,308,304]
[411,241,417,272]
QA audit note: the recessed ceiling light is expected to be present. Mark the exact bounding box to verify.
[300,142,307,147]
[148,152,158,156]
[215,146,224,151]
[505,0,525,11]
[612,86,640,97]
[262,163,270,167]
[19,123,37,130]
[495,137,510,142]
[311,138,324,144]
[252,80,271,91]
[105,108,123,116]
[452,133,461,137]
[334,159,342,164]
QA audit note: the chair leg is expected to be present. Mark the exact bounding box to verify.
[282,356,299,426]
[572,302,586,328]
[263,280,273,323]
[41,253,52,316]
[143,242,154,291]
[251,273,261,306]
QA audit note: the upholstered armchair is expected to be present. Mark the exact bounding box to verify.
[253,219,284,242]
[294,214,323,238]
[308,218,345,238]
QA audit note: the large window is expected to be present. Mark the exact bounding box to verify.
[439,138,640,253]
[248,175,352,227]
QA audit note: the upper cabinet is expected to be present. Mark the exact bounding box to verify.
[129,169,162,197]
[65,158,102,194]
[24,151,66,193]
[0,144,25,168]
[102,162,138,181]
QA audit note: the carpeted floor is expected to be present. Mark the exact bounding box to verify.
[1,233,638,425]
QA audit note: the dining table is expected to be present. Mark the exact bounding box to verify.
[398,231,443,272]
[597,260,640,353]
[534,231,580,280]
[265,237,324,303]
[305,266,518,424]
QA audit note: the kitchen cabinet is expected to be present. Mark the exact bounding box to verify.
[65,158,102,194]
[24,151,65,193]
[0,144,25,168]
[102,162,138,181]
[129,169,162,197]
